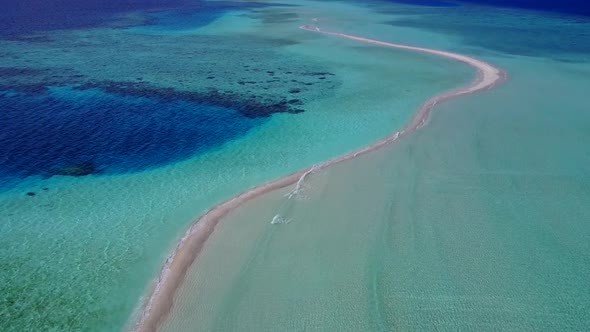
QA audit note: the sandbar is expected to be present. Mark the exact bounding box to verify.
[132,25,507,332]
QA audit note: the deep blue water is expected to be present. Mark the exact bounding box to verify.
[387,0,590,61]
[0,87,264,184]
[390,0,590,16]
[0,0,175,35]
[0,0,276,36]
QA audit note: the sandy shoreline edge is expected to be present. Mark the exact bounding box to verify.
[132,25,507,332]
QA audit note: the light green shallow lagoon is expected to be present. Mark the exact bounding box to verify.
[160,1,590,331]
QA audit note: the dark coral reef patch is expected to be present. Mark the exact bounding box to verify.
[73,80,305,118]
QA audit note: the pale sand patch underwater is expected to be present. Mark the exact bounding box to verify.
[134,24,505,332]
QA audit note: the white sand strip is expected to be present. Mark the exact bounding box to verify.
[132,25,507,332]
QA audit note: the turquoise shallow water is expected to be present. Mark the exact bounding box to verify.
[160,1,590,331]
[0,1,473,330]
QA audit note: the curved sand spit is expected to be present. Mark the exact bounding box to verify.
[132,25,507,332]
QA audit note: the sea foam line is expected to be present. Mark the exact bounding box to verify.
[131,25,507,332]
[285,163,320,200]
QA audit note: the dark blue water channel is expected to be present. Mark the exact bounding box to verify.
[0,87,265,184]
[0,0,278,36]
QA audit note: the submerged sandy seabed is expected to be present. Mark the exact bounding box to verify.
[132,23,506,332]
